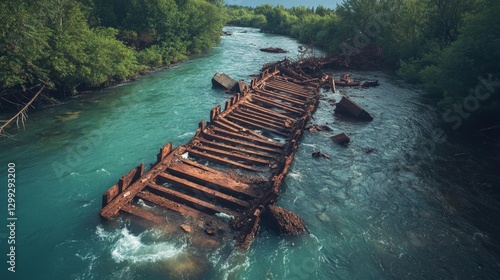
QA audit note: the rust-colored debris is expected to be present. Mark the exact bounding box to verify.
[335,96,373,121]
[362,80,380,87]
[312,151,330,159]
[265,205,307,235]
[307,124,332,132]
[99,59,321,250]
[331,133,351,146]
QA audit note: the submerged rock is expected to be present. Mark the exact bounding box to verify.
[318,212,330,222]
[266,205,306,235]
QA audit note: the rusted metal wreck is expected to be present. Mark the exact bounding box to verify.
[99,60,321,250]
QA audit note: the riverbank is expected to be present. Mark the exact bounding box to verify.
[1,26,500,280]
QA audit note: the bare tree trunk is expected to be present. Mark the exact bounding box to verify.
[0,84,46,137]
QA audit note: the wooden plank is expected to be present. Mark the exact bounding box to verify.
[266,81,312,93]
[253,88,307,106]
[250,95,304,115]
[230,110,290,130]
[237,106,290,124]
[147,183,239,217]
[202,131,284,154]
[119,163,145,192]
[99,146,186,219]
[226,114,290,137]
[330,76,336,93]
[264,83,315,98]
[267,78,313,89]
[102,184,120,208]
[187,147,264,172]
[215,117,270,141]
[235,210,261,250]
[233,108,291,127]
[121,204,164,224]
[212,117,240,132]
[136,191,210,220]
[240,102,294,121]
[179,158,232,175]
[266,80,315,91]
[210,126,284,148]
[197,138,277,160]
[191,143,271,165]
[272,75,319,85]
[158,172,251,208]
[167,160,259,197]
[157,142,173,163]
[264,82,317,94]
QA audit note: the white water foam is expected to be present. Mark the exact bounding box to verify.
[95,226,185,264]
[177,131,195,139]
[289,171,303,181]
[81,198,95,208]
[96,168,111,175]
[137,199,152,208]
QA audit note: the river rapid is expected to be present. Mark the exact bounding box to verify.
[1,27,499,280]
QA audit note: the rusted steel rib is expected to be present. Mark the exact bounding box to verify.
[157,172,251,208]
[99,59,321,250]
[202,130,284,154]
[169,159,260,198]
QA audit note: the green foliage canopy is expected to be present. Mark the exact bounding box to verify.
[0,0,224,97]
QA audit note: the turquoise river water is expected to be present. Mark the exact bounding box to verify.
[1,27,500,279]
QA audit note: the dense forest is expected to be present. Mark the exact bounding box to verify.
[227,0,500,130]
[0,0,224,103]
[1,0,498,131]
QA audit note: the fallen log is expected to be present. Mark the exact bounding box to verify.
[0,84,46,137]
[260,47,288,53]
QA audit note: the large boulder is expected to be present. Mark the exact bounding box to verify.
[266,205,306,235]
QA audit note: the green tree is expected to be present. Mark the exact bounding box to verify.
[0,0,50,89]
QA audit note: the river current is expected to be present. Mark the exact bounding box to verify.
[1,27,499,279]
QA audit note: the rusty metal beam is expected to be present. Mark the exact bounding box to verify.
[209,126,284,148]
[253,88,307,106]
[233,109,291,127]
[202,131,284,154]
[240,102,294,121]
[174,159,261,197]
[136,191,211,220]
[121,204,165,224]
[157,172,251,209]
[186,147,264,172]
[191,142,272,165]
[236,106,290,124]
[250,95,304,115]
[226,114,291,137]
[147,182,239,217]
[196,138,277,160]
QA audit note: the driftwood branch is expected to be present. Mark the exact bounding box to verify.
[0,84,46,137]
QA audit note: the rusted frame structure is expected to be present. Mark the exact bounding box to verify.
[99,60,321,249]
